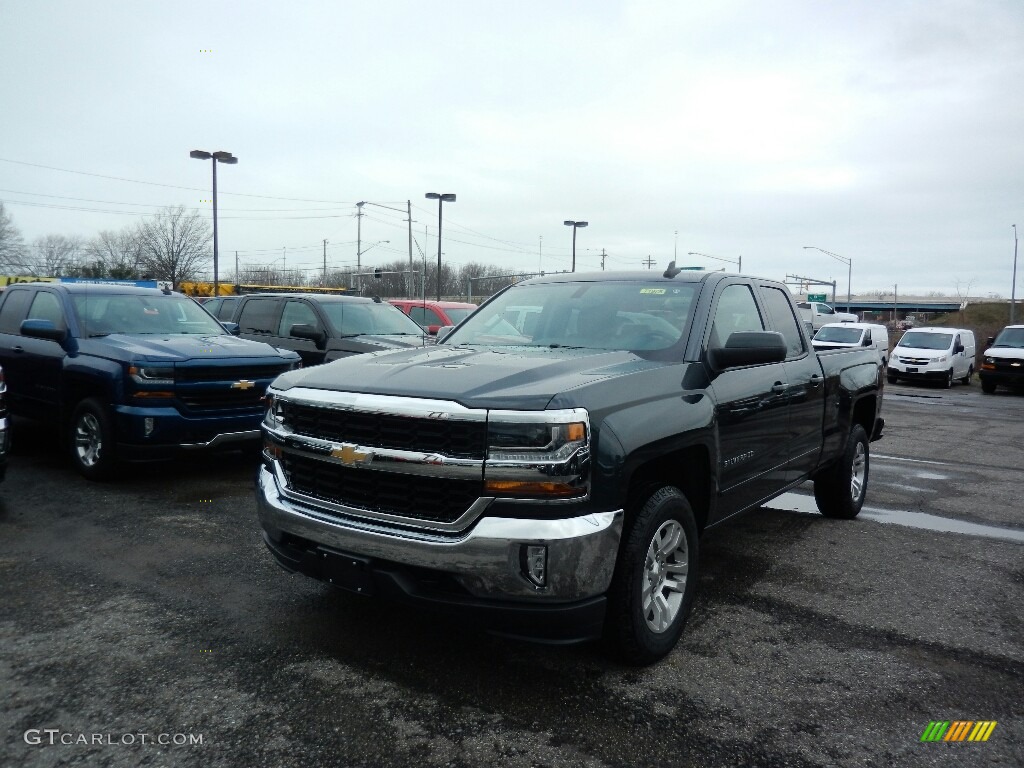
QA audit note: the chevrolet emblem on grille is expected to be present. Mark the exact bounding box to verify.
[231,380,256,390]
[330,444,373,466]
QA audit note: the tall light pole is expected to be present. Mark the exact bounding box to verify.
[1012,224,1019,325]
[804,246,852,309]
[189,150,237,297]
[426,193,455,300]
[687,251,742,273]
[564,220,588,272]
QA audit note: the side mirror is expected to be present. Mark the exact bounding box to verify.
[220,321,241,336]
[708,331,787,371]
[20,318,68,343]
[436,325,456,343]
[862,336,872,346]
[290,324,327,350]
[987,336,996,347]
[954,344,964,354]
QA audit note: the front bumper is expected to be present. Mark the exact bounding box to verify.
[113,403,262,458]
[979,369,1024,388]
[256,465,623,642]
[887,364,949,381]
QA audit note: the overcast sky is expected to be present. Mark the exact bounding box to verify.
[2,0,1022,298]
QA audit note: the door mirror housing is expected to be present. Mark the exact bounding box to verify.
[220,321,241,336]
[436,325,456,343]
[20,318,68,343]
[708,331,787,371]
[290,324,327,350]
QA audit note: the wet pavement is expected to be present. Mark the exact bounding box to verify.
[1,382,1022,767]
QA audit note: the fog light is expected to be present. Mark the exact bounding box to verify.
[522,544,547,587]
[144,417,155,437]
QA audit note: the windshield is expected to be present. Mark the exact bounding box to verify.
[896,331,953,350]
[72,294,228,336]
[443,307,474,324]
[444,280,697,351]
[991,327,1024,348]
[319,301,426,336]
[814,326,863,344]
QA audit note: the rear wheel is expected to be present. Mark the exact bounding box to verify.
[606,486,699,665]
[813,424,869,520]
[69,398,117,481]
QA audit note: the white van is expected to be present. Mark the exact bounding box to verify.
[795,301,858,332]
[812,322,890,365]
[887,327,976,387]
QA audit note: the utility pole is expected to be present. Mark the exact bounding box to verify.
[643,255,656,269]
[322,239,328,286]
[407,200,413,298]
[1012,224,1019,325]
[235,251,238,293]
[674,230,678,261]
[601,248,606,271]
[539,235,543,272]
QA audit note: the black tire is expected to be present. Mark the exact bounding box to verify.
[886,373,897,385]
[69,398,117,481]
[944,368,954,388]
[981,379,996,394]
[606,486,699,665]
[813,424,869,520]
[960,366,973,385]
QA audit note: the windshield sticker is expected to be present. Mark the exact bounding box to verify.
[640,288,666,294]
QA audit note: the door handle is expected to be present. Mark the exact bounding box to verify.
[771,382,787,393]
[809,375,823,388]
[13,346,24,353]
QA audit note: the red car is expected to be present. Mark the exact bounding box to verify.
[389,300,477,335]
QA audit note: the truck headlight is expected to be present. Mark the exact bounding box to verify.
[485,409,590,499]
[263,391,286,429]
[129,365,174,386]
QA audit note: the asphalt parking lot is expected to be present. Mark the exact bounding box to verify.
[1,382,1021,768]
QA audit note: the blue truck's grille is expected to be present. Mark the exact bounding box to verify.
[281,402,486,460]
[179,388,267,411]
[177,364,292,382]
[281,454,480,523]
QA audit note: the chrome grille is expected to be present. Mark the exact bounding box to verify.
[281,402,486,459]
[281,453,480,524]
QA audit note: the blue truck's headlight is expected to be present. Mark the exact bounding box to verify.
[129,365,174,386]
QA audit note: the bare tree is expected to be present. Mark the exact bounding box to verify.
[84,227,145,279]
[953,278,975,324]
[138,206,211,288]
[26,234,83,276]
[0,202,27,273]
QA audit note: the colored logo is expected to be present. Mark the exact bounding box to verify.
[330,444,373,466]
[920,721,997,742]
[231,380,255,390]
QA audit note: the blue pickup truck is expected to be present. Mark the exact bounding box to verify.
[0,283,300,479]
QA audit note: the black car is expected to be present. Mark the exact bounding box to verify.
[202,295,242,321]
[226,293,429,367]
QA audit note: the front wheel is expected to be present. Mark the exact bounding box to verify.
[981,379,996,394]
[960,365,973,385]
[69,398,117,481]
[944,368,954,388]
[606,486,699,665]
[813,424,869,519]
[887,373,897,385]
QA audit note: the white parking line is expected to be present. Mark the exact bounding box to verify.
[872,454,950,466]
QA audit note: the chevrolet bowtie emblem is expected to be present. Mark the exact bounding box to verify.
[231,380,256,390]
[331,444,373,466]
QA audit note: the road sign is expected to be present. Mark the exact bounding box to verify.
[807,293,827,302]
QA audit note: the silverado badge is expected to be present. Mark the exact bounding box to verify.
[331,444,373,466]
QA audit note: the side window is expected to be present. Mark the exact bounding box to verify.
[761,287,805,358]
[863,330,872,344]
[217,297,239,320]
[278,301,319,336]
[817,303,834,315]
[27,292,67,330]
[0,290,34,334]
[237,299,280,334]
[409,307,430,326]
[709,285,764,349]
[426,308,444,325]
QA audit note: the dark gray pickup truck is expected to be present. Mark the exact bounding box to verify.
[256,269,884,664]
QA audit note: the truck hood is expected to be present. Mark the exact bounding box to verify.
[79,333,294,362]
[331,333,430,353]
[272,344,662,410]
[983,346,1024,360]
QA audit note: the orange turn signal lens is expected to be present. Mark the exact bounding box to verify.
[484,479,584,498]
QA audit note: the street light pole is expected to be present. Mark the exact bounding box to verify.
[687,252,741,273]
[1012,224,1019,325]
[426,193,455,300]
[804,246,852,309]
[563,220,589,272]
[190,150,237,297]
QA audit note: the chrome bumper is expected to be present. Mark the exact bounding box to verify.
[256,465,623,602]
[180,429,260,449]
